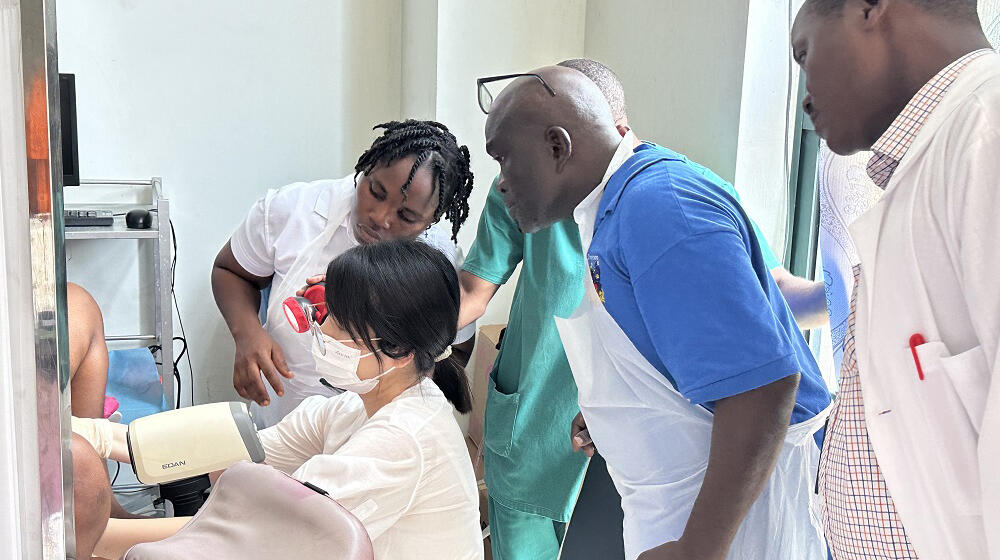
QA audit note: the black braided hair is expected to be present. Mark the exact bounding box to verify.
[354,119,474,241]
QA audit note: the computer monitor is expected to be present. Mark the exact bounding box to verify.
[59,73,79,187]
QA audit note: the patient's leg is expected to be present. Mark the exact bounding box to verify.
[68,282,109,419]
[93,517,191,560]
[109,493,146,520]
[73,434,112,560]
[66,284,146,521]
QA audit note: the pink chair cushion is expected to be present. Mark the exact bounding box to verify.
[125,462,374,560]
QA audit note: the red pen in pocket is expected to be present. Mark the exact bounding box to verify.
[909,334,926,381]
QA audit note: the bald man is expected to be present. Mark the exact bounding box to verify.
[460,59,631,559]
[481,66,831,559]
[462,58,822,560]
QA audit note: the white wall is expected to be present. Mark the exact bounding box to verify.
[57,0,588,405]
[401,0,438,120]
[58,0,404,404]
[435,0,587,327]
[58,0,755,407]
[584,0,751,184]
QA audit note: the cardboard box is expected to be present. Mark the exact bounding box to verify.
[466,324,505,560]
[480,479,493,560]
[468,324,505,448]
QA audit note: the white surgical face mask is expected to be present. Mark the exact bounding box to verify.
[311,330,398,394]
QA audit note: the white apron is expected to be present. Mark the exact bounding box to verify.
[555,167,830,560]
[251,185,356,428]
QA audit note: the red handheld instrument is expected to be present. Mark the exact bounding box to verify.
[282,282,327,334]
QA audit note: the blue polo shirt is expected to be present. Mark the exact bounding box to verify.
[588,143,831,431]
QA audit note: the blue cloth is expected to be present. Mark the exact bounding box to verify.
[588,143,831,437]
[106,348,167,424]
[258,285,271,326]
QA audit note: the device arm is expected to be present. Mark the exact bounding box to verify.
[128,402,265,484]
[74,402,264,486]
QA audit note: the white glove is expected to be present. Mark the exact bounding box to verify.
[71,416,114,459]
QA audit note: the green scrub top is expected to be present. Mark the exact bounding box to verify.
[464,174,781,521]
[465,180,589,521]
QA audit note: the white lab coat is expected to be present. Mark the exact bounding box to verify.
[258,378,483,560]
[230,174,474,427]
[848,51,1000,560]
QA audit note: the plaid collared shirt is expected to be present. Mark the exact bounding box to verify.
[819,266,918,559]
[866,49,994,188]
[819,48,992,560]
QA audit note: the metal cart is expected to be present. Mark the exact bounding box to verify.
[64,177,174,409]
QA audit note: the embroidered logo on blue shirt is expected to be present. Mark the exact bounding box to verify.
[587,254,605,303]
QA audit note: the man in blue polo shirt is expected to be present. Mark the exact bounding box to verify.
[463,59,824,560]
[481,65,831,560]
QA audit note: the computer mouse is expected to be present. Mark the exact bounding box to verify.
[125,209,152,229]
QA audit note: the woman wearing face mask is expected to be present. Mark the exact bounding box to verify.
[256,238,482,559]
[212,119,476,428]
[87,239,482,560]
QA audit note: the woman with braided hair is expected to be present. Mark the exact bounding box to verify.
[212,119,477,427]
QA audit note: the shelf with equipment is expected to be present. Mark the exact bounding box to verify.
[64,177,175,409]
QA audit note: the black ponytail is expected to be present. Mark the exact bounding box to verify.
[324,238,474,413]
[432,357,473,414]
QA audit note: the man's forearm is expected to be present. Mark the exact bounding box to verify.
[457,298,488,331]
[458,271,500,329]
[677,374,800,559]
[772,268,828,330]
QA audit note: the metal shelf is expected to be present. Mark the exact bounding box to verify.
[64,211,160,240]
[64,177,175,409]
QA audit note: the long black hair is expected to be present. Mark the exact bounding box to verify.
[354,119,475,241]
[323,238,473,413]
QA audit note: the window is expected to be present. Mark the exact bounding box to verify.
[785,70,837,389]
[784,72,820,283]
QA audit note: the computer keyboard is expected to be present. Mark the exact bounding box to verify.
[65,209,114,227]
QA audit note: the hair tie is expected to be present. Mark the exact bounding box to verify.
[435,346,453,363]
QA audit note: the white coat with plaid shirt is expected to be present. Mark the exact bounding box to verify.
[847,51,1000,560]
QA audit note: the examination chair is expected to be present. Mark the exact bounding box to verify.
[125,461,374,560]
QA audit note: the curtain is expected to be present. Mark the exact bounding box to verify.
[815,143,880,388]
[733,0,806,263]
[983,0,1000,46]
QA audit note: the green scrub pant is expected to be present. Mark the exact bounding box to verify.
[488,497,566,560]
